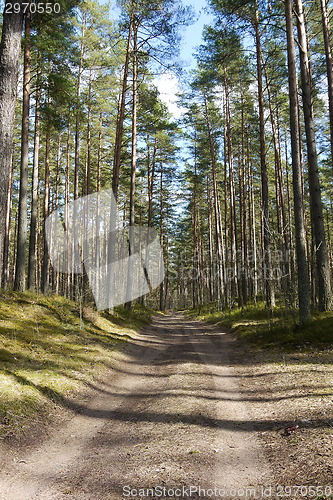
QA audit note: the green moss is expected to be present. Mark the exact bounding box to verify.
[0,291,152,436]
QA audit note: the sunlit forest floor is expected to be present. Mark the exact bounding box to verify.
[0,292,152,437]
[0,294,332,494]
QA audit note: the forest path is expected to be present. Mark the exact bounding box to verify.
[0,314,272,499]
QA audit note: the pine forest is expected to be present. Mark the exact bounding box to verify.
[2,0,333,494]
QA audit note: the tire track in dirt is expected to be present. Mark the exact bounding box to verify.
[0,314,271,499]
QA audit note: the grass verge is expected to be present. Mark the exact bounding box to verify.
[189,302,333,351]
[0,291,152,438]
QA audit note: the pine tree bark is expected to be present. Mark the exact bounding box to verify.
[295,0,332,311]
[2,156,14,288]
[248,138,258,299]
[240,98,248,305]
[284,0,311,324]
[107,9,134,310]
[207,178,215,303]
[203,94,225,308]
[192,145,200,307]
[224,77,238,305]
[254,1,275,309]
[15,6,31,291]
[85,71,92,196]
[112,11,134,201]
[28,76,41,290]
[264,62,292,303]
[41,124,51,293]
[74,22,85,201]
[65,118,71,298]
[159,165,165,311]
[125,21,138,310]
[0,0,24,286]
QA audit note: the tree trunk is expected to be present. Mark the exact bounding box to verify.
[85,71,92,196]
[240,98,248,305]
[207,178,215,302]
[295,0,332,311]
[112,11,134,201]
[15,5,31,291]
[254,1,275,309]
[224,76,238,305]
[107,9,134,310]
[125,21,138,310]
[2,155,14,288]
[159,166,164,311]
[28,74,41,290]
[0,0,24,286]
[192,141,200,308]
[264,62,292,303]
[65,117,71,298]
[41,123,51,293]
[203,94,225,308]
[74,24,85,201]
[284,0,311,324]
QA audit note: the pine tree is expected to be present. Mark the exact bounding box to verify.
[0,0,24,286]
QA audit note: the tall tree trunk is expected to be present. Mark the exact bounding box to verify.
[126,21,138,309]
[207,178,215,302]
[240,98,248,305]
[28,75,41,290]
[254,1,275,308]
[107,9,134,310]
[74,25,85,201]
[54,137,61,294]
[41,123,51,293]
[147,137,157,228]
[295,0,332,311]
[15,5,31,291]
[2,155,14,288]
[0,0,24,286]
[65,117,71,298]
[159,165,164,311]
[94,112,103,305]
[264,62,292,303]
[203,94,225,308]
[285,0,311,324]
[112,10,134,201]
[248,137,258,299]
[192,142,200,308]
[85,71,92,196]
[224,77,239,305]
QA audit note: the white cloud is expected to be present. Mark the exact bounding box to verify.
[153,73,184,119]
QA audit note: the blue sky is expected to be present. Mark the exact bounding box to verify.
[180,0,213,69]
[108,0,213,69]
[154,0,214,118]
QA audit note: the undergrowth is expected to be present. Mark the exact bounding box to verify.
[190,301,333,351]
[0,291,152,437]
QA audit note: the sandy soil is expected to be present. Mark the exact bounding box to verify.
[0,314,274,499]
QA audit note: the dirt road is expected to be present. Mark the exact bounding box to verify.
[0,314,271,499]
